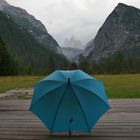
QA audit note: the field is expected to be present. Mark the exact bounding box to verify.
[0,74,140,98]
[95,74,140,98]
[0,76,43,93]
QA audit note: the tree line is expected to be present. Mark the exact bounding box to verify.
[69,52,140,74]
[1,40,140,76]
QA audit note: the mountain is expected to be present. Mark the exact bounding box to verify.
[62,36,84,62]
[63,36,84,49]
[62,47,83,61]
[0,11,68,74]
[0,0,62,54]
[82,3,140,63]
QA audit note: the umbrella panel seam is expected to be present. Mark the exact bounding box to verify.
[71,83,110,108]
[30,83,67,108]
[50,84,68,134]
[70,85,91,133]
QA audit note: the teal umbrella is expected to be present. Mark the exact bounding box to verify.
[29,70,110,134]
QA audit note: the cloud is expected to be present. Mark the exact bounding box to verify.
[6,0,140,46]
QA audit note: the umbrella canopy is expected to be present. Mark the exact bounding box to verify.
[29,70,110,134]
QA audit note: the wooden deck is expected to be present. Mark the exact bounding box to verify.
[0,99,140,140]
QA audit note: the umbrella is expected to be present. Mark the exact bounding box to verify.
[29,70,110,135]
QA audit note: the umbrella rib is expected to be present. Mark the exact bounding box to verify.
[40,80,66,83]
[72,78,93,82]
[71,70,79,79]
[71,85,91,133]
[59,71,67,79]
[72,83,110,108]
[50,84,68,134]
[30,83,66,107]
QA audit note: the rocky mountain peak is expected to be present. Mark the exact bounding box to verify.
[0,0,9,6]
[0,0,9,10]
[114,3,128,15]
[80,3,140,63]
[63,36,84,49]
[116,3,129,9]
[114,3,140,17]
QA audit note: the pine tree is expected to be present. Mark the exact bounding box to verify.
[0,37,17,75]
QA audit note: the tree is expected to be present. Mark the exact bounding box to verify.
[0,37,17,76]
[69,62,78,70]
[78,54,91,73]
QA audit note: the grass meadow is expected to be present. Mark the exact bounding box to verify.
[0,74,140,98]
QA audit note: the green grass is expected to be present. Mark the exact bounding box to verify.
[0,76,43,93]
[0,74,140,98]
[94,74,140,98]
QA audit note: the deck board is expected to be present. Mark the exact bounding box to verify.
[0,99,140,140]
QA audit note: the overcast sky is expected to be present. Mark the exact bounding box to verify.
[6,0,140,46]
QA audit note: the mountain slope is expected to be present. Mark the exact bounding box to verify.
[82,3,140,63]
[0,0,62,54]
[0,11,68,74]
[0,36,17,75]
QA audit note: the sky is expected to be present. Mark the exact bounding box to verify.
[6,0,140,46]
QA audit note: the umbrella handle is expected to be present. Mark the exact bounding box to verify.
[68,118,73,136]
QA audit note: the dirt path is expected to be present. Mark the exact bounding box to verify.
[0,88,33,100]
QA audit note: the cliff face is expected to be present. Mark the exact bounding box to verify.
[0,0,63,54]
[83,3,140,63]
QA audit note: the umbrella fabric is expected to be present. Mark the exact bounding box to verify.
[29,70,110,134]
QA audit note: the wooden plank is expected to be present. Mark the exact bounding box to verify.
[0,128,140,133]
[0,135,139,140]
[0,100,140,111]
[0,99,140,106]
[0,119,140,123]
[0,131,140,137]
[0,121,140,126]
[0,112,140,121]
[1,124,140,130]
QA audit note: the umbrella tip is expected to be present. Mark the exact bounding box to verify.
[68,78,70,84]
